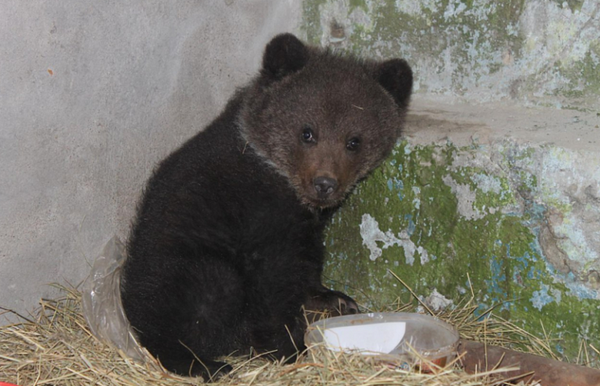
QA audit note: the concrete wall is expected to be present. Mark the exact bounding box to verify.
[0,1,301,318]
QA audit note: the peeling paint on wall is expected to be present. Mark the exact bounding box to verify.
[423,288,454,312]
[359,213,428,265]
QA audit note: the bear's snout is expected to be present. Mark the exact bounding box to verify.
[313,176,338,197]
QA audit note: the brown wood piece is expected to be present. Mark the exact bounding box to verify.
[458,339,600,386]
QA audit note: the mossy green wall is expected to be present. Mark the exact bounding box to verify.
[323,141,600,361]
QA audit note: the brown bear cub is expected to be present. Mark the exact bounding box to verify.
[120,33,412,380]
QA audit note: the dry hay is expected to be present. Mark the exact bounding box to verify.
[0,279,596,386]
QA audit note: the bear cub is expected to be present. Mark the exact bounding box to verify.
[121,33,413,380]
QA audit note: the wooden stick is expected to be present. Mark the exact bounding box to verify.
[458,339,600,386]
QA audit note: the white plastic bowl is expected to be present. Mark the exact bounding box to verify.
[305,312,459,369]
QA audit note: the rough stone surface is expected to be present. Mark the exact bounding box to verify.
[0,0,301,318]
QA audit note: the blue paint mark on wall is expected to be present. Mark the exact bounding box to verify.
[531,284,554,310]
[406,215,416,236]
[387,177,404,201]
[483,254,509,310]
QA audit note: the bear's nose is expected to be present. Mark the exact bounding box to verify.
[313,176,338,197]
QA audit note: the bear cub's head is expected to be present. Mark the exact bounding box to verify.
[240,33,413,209]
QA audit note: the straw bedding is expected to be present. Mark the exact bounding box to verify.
[0,281,596,386]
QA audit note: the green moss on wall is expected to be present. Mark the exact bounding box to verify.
[323,141,600,362]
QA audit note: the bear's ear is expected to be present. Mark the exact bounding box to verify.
[262,33,310,79]
[372,59,413,109]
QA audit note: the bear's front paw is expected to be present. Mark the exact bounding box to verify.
[303,289,359,323]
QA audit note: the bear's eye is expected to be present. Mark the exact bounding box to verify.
[346,137,361,151]
[301,125,315,143]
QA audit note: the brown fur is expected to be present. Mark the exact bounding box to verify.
[240,42,411,208]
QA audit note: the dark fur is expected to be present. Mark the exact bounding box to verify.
[120,33,412,380]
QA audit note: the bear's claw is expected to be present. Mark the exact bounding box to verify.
[303,289,360,323]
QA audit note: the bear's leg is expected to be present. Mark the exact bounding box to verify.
[243,264,359,360]
[249,318,306,362]
[246,286,359,359]
[242,265,309,361]
[124,252,248,381]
